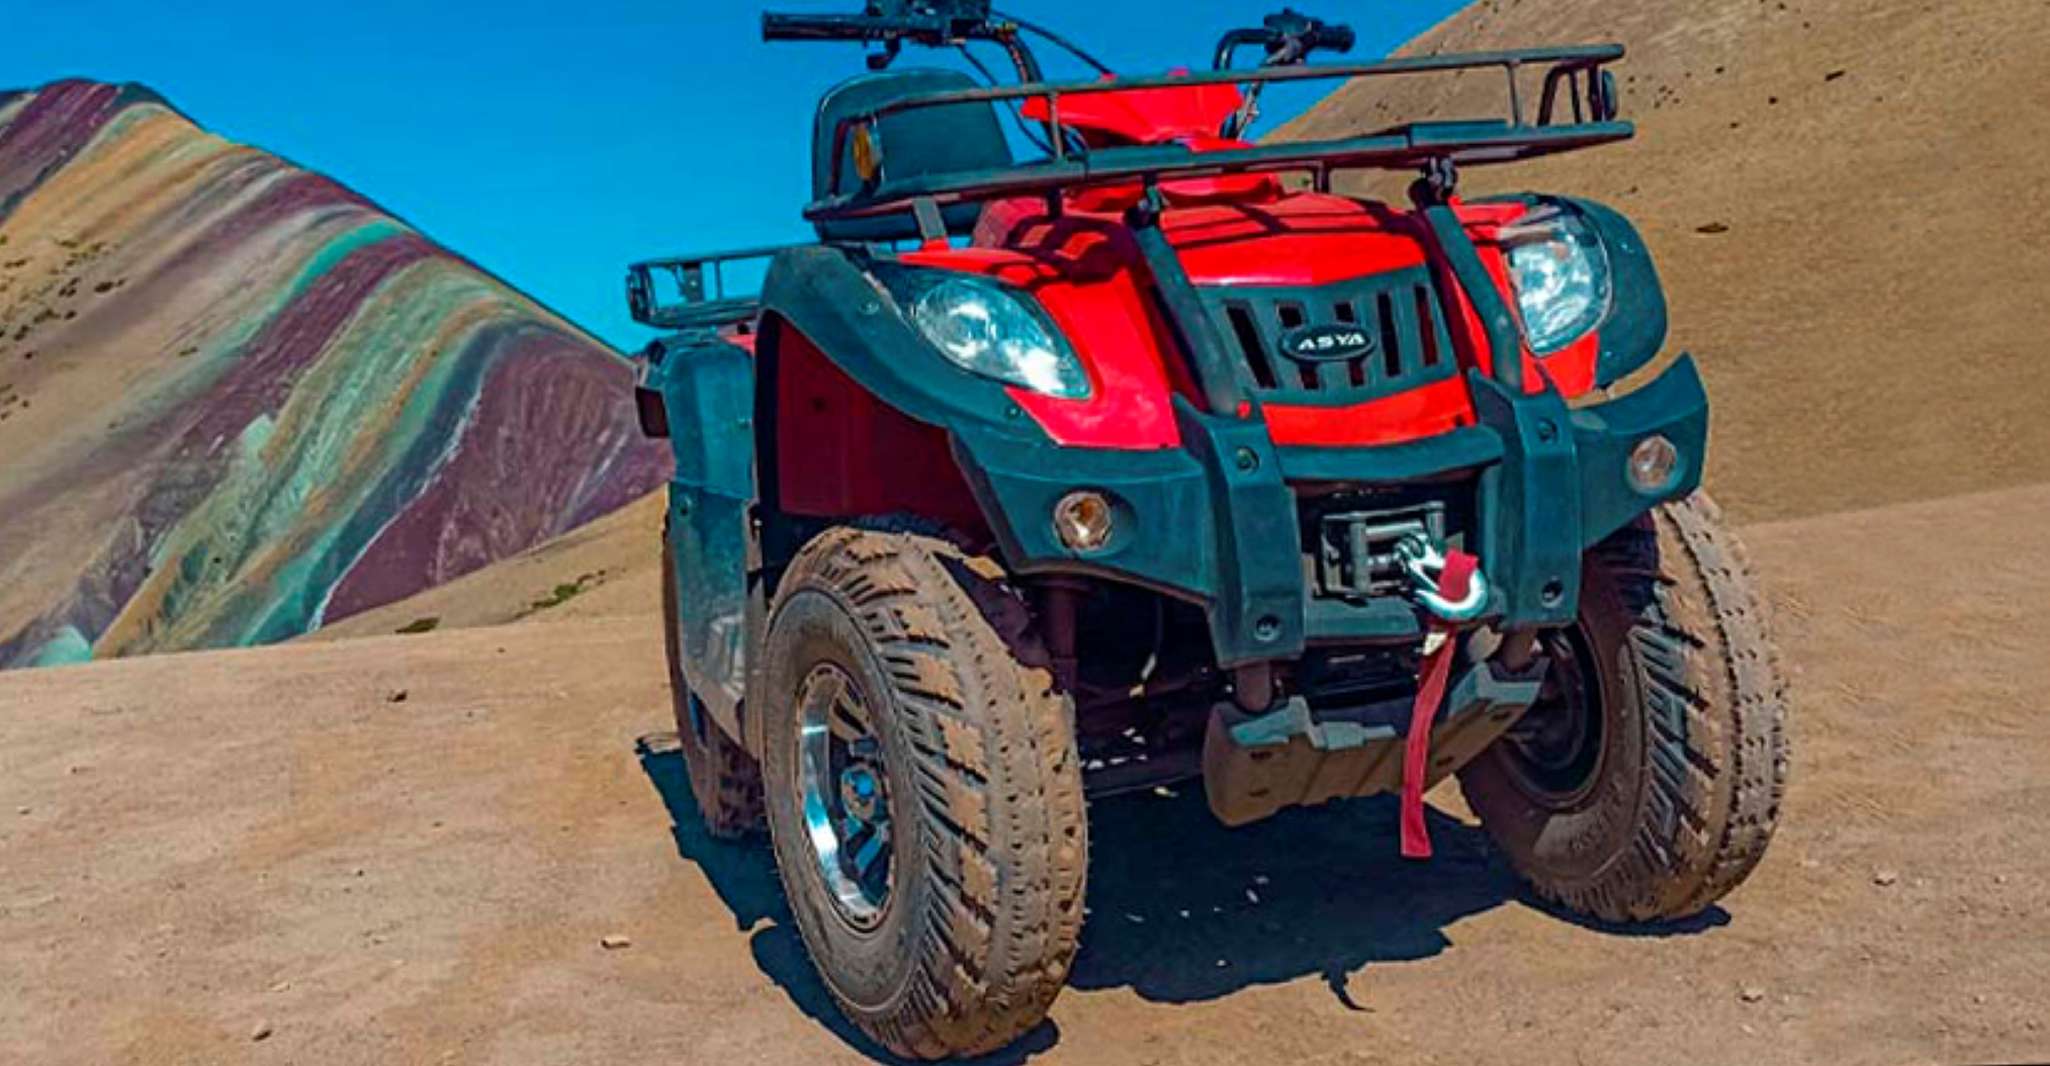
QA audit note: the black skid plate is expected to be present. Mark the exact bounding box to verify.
[1201,658,1544,827]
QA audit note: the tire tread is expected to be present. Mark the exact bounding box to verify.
[770,526,1086,1059]
[1466,492,1789,923]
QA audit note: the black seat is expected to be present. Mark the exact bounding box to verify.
[811,68,1012,244]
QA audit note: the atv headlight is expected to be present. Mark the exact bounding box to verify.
[1503,205,1612,355]
[906,276,1091,400]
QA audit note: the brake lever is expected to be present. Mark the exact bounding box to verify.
[1223,26,1327,139]
[1221,40,1304,139]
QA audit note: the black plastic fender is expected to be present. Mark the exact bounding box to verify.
[649,333,760,743]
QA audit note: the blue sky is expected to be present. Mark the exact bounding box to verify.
[12,1,1463,348]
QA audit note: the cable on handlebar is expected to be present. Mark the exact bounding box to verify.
[990,8,1113,75]
[956,43,1061,157]
[1214,10,1357,138]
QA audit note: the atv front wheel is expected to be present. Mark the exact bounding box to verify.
[661,540,764,838]
[1461,492,1788,923]
[759,527,1086,1060]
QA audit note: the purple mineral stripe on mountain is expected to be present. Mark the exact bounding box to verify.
[322,328,672,619]
[0,80,669,668]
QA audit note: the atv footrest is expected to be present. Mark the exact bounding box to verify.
[1201,658,1544,827]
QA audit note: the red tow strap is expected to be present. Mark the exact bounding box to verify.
[1400,549,1478,861]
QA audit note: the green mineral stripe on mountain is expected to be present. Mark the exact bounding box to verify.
[0,80,668,668]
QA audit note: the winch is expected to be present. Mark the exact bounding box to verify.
[1202,531,1539,829]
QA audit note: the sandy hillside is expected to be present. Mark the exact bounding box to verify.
[1286,0,2050,523]
[3,484,2046,1065]
[308,493,667,642]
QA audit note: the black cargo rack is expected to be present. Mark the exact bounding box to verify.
[809,44,1629,229]
[625,244,807,331]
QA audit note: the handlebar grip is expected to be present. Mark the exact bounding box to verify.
[1314,22,1356,54]
[762,12,923,41]
[763,13,839,40]
[1215,14,1355,69]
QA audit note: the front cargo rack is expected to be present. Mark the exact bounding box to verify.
[808,44,1629,228]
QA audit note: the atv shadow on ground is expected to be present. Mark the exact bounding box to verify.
[1074,786,1727,1004]
[637,735,1723,1060]
[1071,785,1516,1008]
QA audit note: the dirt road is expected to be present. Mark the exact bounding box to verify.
[5,486,2047,1066]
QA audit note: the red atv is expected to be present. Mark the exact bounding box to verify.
[626,3,1787,1057]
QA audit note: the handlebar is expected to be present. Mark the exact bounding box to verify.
[1214,9,1354,137]
[1212,28,1272,72]
[762,1,998,46]
[762,12,955,44]
[1213,8,1355,70]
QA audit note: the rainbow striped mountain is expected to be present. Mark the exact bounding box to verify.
[0,81,668,669]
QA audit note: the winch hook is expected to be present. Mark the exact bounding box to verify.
[1394,532,1491,623]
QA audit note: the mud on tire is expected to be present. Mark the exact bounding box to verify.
[661,541,764,838]
[1460,492,1789,923]
[759,526,1087,1060]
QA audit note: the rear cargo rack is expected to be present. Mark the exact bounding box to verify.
[809,44,1629,228]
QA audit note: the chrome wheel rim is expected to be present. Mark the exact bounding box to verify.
[794,662,893,929]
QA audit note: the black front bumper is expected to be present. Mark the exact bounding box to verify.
[952,354,1709,666]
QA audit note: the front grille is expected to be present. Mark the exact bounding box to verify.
[1197,266,1458,406]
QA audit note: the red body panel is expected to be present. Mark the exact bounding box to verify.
[964,187,1607,450]
[1160,195,1430,287]
[1436,201,1600,397]
[961,191,1490,449]
[1019,75,1242,146]
[782,85,1611,486]
[1262,378,1477,448]
[773,327,989,536]
[902,234,1188,450]
[1020,80,1284,210]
